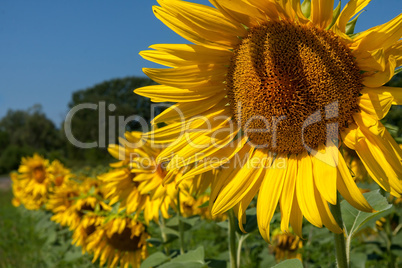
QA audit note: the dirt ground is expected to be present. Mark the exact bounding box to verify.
[0,176,11,191]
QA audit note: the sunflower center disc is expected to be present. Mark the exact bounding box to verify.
[227,21,363,154]
[33,166,46,183]
[106,227,141,252]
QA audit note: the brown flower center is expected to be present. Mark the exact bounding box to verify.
[226,21,363,154]
[33,166,46,183]
[106,227,141,252]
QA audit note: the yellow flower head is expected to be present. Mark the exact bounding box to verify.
[16,154,50,209]
[47,159,71,187]
[103,131,214,224]
[47,176,111,230]
[85,217,149,268]
[137,0,402,241]
[271,228,303,262]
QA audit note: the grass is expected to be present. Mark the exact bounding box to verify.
[0,188,96,268]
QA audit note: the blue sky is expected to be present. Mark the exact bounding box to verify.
[0,0,401,126]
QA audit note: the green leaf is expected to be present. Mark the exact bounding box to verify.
[162,226,180,237]
[198,200,209,208]
[244,207,258,233]
[158,247,206,268]
[146,238,162,247]
[346,10,364,35]
[328,1,341,29]
[341,190,392,237]
[272,259,304,268]
[180,216,199,227]
[63,250,84,263]
[350,252,367,268]
[205,259,227,268]
[301,0,311,19]
[140,252,170,268]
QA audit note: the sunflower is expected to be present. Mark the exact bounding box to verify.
[72,212,105,253]
[10,172,23,207]
[103,131,214,224]
[270,228,303,262]
[85,217,149,268]
[47,176,111,230]
[17,154,50,209]
[136,0,402,241]
[47,159,71,187]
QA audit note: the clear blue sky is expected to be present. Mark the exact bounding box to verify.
[0,0,401,126]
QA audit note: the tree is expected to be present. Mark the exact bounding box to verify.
[0,104,63,173]
[62,76,157,163]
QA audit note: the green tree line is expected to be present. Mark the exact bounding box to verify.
[0,76,155,173]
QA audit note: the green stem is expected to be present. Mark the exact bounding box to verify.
[236,234,249,268]
[159,213,170,255]
[330,194,348,268]
[228,210,238,268]
[177,190,185,254]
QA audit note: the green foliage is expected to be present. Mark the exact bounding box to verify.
[0,145,36,173]
[0,104,63,173]
[342,190,393,239]
[0,190,96,268]
[273,259,303,268]
[63,76,157,163]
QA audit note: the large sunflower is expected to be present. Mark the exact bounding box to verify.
[136,0,402,241]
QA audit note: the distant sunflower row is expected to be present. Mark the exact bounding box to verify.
[10,131,218,268]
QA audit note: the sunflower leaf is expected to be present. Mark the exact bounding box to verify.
[272,259,303,268]
[140,252,170,268]
[328,1,341,30]
[346,10,364,35]
[341,190,392,238]
[301,0,311,19]
[158,246,206,268]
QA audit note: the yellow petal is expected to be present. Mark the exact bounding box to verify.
[213,149,269,215]
[142,64,226,90]
[363,56,396,88]
[354,48,386,72]
[257,155,288,242]
[152,94,226,124]
[353,112,402,178]
[314,184,343,234]
[310,0,334,29]
[358,88,394,120]
[336,149,373,212]
[209,0,267,27]
[179,135,249,181]
[246,0,281,21]
[210,147,251,214]
[154,1,242,49]
[385,40,402,67]
[168,122,239,169]
[352,13,402,52]
[274,0,309,23]
[336,0,371,33]
[235,168,267,233]
[289,190,303,238]
[279,155,298,233]
[362,86,402,105]
[141,44,231,68]
[296,153,322,227]
[311,144,338,205]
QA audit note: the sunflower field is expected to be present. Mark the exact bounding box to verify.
[2,0,402,267]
